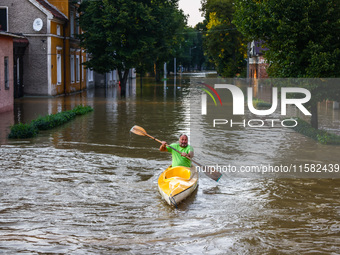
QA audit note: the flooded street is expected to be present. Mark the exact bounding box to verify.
[1,74,340,254]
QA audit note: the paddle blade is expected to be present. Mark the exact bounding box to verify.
[204,167,222,182]
[130,125,147,136]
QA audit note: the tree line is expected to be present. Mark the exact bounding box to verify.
[78,0,207,86]
[202,0,340,129]
[78,0,340,129]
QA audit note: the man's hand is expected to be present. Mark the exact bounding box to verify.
[181,152,189,158]
[159,141,168,151]
[181,151,194,158]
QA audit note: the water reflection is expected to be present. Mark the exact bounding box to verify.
[0,75,340,254]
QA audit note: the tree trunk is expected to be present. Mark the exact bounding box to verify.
[118,68,130,96]
[154,62,161,82]
[310,101,318,129]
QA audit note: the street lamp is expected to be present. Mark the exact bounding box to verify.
[189,46,197,72]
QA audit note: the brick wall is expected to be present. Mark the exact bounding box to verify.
[249,56,268,79]
[23,37,48,95]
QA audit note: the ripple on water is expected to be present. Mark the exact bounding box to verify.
[1,145,340,253]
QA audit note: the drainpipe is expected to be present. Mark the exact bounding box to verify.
[78,48,81,91]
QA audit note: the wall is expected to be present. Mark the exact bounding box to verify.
[4,0,48,34]
[2,0,49,95]
[0,35,13,113]
[50,20,65,95]
[249,56,268,79]
[49,0,69,17]
[23,37,49,95]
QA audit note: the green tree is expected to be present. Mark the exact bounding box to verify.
[78,0,186,88]
[193,22,208,71]
[150,0,187,81]
[233,0,340,128]
[201,0,247,77]
[175,27,197,71]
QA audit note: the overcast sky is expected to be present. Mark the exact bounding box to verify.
[178,0,204,27]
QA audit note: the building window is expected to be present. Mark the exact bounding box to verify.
[70,54,75,83]
[76,54,80,82]
[57,53,62,84]
[0,8,8,32]
[57,25,61,36]
[4,57,9,90]
[75,13,80,35]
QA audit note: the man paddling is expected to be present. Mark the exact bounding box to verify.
[159,134,194,167]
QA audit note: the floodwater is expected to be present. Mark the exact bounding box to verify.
[0,74,340,254]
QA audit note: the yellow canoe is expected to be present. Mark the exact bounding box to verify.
[158,166,199,207]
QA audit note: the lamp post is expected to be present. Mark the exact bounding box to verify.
[189,46,196,72]
[174,57,176,76]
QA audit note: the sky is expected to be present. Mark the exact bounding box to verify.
[178,0,204,27]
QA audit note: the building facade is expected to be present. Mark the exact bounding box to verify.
[0,31,29,112]
[0,0,91,96]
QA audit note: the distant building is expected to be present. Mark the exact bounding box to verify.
[94,69,136,87]
[248,41,268,79]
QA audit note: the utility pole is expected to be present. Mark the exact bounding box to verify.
[174,57,176,76]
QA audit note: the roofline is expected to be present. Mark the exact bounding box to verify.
[0,31,27,39]
[28,0,68,22]
[41,0,68,20]
[29,0,53,19]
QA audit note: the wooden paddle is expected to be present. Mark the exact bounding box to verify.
[130,125,222,182]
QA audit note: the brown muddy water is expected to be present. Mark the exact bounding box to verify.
[0,74,340,254]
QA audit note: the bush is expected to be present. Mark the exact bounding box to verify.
[72,105,93,115]
[8,105,93,139]
[252,98,272,108]
[8,123,38,139]
[31,111,77,130]
[291,118,340,145]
